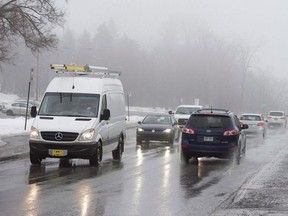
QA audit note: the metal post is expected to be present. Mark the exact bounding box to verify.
[25,69,33,130]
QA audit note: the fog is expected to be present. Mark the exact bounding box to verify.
[1,0,288,114]
[64,0,288,73]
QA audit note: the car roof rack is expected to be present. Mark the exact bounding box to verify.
[50,64,121,78]
[195,108,231,114]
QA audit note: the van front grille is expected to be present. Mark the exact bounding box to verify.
[41,132,79,141]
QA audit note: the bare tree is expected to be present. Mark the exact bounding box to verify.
[0,0,65,64]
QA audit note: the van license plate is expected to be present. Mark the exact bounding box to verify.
[49,149,67,157]
[204,136,213,142]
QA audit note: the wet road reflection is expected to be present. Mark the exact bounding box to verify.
[1,127,288,215]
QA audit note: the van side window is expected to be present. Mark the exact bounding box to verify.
[100,95,107,118]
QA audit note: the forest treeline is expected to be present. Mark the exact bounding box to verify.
[0,21,286,114]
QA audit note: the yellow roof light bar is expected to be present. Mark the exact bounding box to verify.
[64,64,86,72]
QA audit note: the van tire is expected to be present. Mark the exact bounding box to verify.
[89,144,102,167]
[30,152,42,165]
[112,136,123,160]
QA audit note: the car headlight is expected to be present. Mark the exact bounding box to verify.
[137,128,144,132]
[30,126,40,139]
[163,128,172,133]
[79,128,95,141]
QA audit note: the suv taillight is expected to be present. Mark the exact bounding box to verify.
[182,127,195,134]
[257,122,264,126]
[223,129,238,136]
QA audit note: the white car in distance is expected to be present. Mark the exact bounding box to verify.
[170,105,203,128]
[239,113,267,138]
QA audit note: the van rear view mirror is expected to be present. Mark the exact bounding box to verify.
[101,109,110,121]
[31,106,37,118]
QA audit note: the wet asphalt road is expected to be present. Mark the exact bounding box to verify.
[0,125,288,216]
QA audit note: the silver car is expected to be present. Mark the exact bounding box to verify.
[239,113,267,138]
[267,111,287,128]
[2,101,40,116]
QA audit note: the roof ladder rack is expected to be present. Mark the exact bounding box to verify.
[50,64,121,78]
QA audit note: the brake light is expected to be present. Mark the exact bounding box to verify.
[224,129,238,136]
[257,122,264,126]
[281,116,286,119]
[267,116,272,119]
[182,127,195,134]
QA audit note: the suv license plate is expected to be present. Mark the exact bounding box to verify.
[204,136,213,142]
[49,149,67,157]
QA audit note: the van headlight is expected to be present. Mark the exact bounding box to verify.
[30,126,40,139]
[79,128,95,141]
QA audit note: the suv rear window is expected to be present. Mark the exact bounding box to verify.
[187,115,232,129]
[240,115,261,121]
[269,112,284,116]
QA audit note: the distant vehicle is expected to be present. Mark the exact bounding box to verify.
[1,101,39,116]
[136,114,179,144]
[267,111,287,127]
[29,64,126,167]
[239,113,267,138]
[16,99,41,108]
[181,108,248,165]
[170,105,203,128]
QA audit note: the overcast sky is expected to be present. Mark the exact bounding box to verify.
[60,0,288,78]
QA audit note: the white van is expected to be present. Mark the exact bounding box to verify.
[29,64,126,166]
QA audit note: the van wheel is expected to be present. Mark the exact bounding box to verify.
[112,136,123,160]
[30,152,42,165]
[89,145,102,167]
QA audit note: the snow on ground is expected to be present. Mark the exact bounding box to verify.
[0,92,19,104]
[0,117,33,136]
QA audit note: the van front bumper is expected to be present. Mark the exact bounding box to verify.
[29,140,98,159]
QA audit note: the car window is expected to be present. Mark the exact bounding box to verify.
[240,115,261,121]
[269,112,284,116]
[187,115,232,129]
[176,107,201,114]
[143,115,171,124]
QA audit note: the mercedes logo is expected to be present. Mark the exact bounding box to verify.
[55,132,63,141]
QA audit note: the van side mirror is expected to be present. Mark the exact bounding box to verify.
[101,108,110,121]
[30,106,37,118]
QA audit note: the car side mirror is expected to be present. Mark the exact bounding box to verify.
[241,124,249,130]
[168,110,173,115]
[137,121,142,124]
[101,108,110,121]
[30,106,37,118]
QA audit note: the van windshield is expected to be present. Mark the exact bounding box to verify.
[38,92,100,117]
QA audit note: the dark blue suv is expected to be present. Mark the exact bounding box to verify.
[181,109,248,165]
